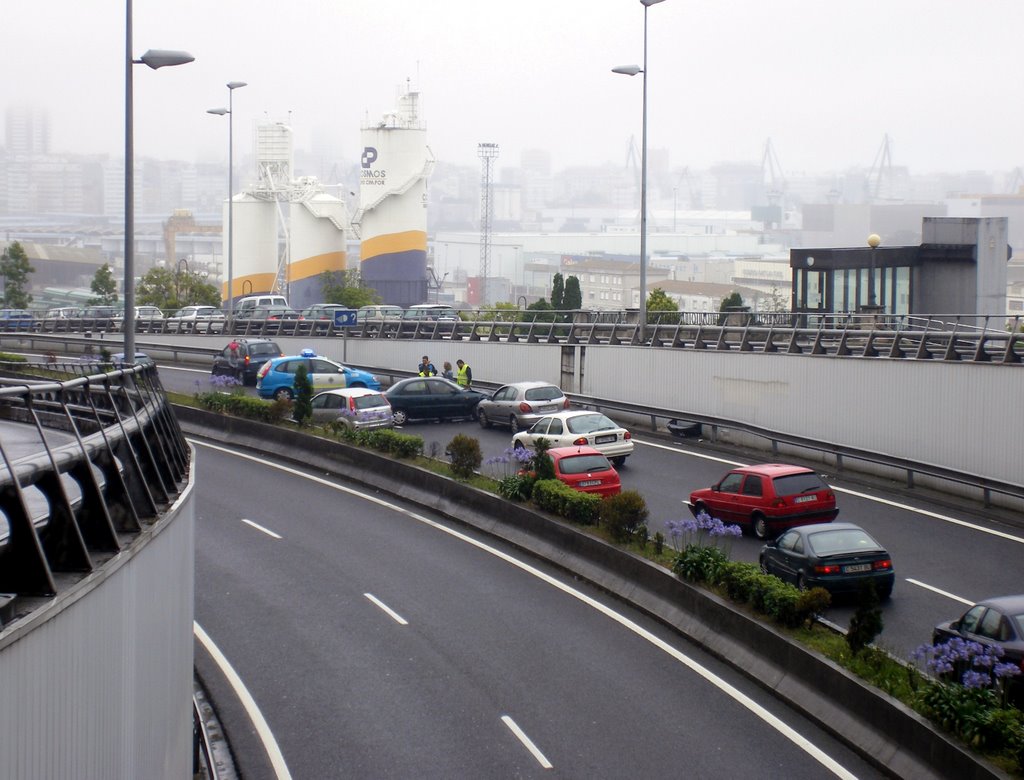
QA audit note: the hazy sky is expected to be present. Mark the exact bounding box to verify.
[5,1,1023,177]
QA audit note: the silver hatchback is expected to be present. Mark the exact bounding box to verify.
[476,381,569,433]
[309,388,393,430]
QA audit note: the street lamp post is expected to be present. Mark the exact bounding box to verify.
[124,0,193,363]
[866,233,881,309]
[207,80,247,322]
[613,0,666,344]
[175,257,190,306]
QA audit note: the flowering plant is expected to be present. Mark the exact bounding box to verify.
[665,510,743,554]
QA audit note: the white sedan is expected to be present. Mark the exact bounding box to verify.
[512,410,634,467]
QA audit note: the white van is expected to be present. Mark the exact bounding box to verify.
[402,303,458,321]
[357,304,404,323]
[236,295,289,316]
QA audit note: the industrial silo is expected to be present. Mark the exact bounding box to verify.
[355,85,435,307]
[228,193,278,301]
[287,190,349,310]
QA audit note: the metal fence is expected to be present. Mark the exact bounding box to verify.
[7,310,1022,364]
[0,359,189,615]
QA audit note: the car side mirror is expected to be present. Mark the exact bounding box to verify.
[950,620,961,632]
[711,485,721,492]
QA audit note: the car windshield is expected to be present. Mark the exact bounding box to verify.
[352,394,388,410]
[557,454,612,475]
[807,529,880,556]
[566,414,617,434]
[772,472,826,496]
[525,386,563,402]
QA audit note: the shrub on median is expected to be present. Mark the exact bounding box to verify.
[532,478,601,525]
[195,390,292,423]
[327,422,424,459]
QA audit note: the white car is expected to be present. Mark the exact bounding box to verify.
[512,410,634,467]
[167,305,226,333]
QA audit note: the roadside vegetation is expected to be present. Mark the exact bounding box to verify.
[181,377,1024,774]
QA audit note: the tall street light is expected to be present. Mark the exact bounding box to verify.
[613,0,666,344]
[866,233,881,309]
[124,0,193,362]
[207,80,247,321]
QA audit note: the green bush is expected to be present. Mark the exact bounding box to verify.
[847,581,884,655]
[0,352,28,363]
[328,423,424,459]
[293,365,313,425]
[598,489,649,543]
[672,544,728,583]
[532,478,601,525]
[196,391,292,423]
[795,588,832,627]
[529,439,556,481]
[498,474,534,501]
[446,433,482,480]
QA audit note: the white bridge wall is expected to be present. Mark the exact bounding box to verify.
[0,474,196,779]
[317,339,1022,488]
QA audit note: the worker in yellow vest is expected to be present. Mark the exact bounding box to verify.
[455,358,472,389]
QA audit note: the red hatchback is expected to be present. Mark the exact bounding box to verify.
[548,446,621,498]
[687,464,837,539]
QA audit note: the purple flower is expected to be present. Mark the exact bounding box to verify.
[994,662,1021,679]
[961,670,991,690]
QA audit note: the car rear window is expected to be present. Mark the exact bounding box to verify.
[556,454,612,475]
[771,472,826,497]
[248,343,281,357]
[525,386,563,402]
[353,394,388,410]
[807,529,880,556]
[566,414,617,434]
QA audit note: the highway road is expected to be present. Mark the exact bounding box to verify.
[193,441,883,779]
[164,360,1024,665]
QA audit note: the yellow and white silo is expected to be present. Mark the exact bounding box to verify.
[222,120,349,307]
[355,85,435,306]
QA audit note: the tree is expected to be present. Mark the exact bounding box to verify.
[719,291,744,312]
[646,287,680,324]
[292,364,313,425]
[320,270,381,309]
[525,297,555,323]
[89,263,119,306]
[550,272,565,312]
[0,242,35,308]
[563,275,582,313]
[136,266,220,310]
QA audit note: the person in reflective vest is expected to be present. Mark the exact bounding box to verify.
[455,359,472,388]
[418,355,437,377]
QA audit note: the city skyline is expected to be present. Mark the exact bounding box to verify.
[4,1,1024,178]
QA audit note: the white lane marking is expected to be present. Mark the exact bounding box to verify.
[161,365,210,374]
[364,593,408,625]
[633,437,745,466]
[194,621,293,780]
[905,579,973,605]
[191,438,857,778]
[501,715,553,770]
[242,518,282,539]
[636,438,1024,545]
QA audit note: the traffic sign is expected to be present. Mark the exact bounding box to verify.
[333,309,357,328]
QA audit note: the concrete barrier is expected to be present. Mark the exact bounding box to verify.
[175,405,1009,780]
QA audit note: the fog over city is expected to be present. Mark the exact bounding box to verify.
[5,0,1023,176]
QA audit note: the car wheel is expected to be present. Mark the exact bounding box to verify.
[759,556,769,575]
[751,513,769,540]
[350,382,366,388]
[611,456,626,468]
[477,408,491,428]
[513,440,527,453]
[393,409,408,426]
[234,369,244,384]
[796,573,808,591]
[510,415,521,434]
[693,501,708,519]
[273,387,293,401]
[878,583,893,601]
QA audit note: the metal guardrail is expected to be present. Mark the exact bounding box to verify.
[0,359,189,623]
[6,311,1022,364]
[570,393,1024,507]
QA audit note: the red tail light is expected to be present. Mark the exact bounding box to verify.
[623,431,631,440]
[873,559,892,570]
[772,498,786,507]
[813,564,842,575]
[244,355,250,365]
[562,398,571,409]
[349,397,357,412]
[573,437,588,446]
[519,402,532,413]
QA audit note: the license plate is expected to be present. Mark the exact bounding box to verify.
[579,479,601,487]
[538,405,557,413]
[595,434,617,444]
[794,495,818,503]
[844,563,871,573]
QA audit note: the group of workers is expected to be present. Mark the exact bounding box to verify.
[418,354,472,388]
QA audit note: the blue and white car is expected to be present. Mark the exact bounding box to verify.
[256,348,380,400]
